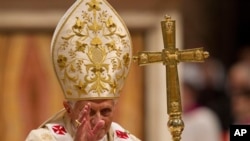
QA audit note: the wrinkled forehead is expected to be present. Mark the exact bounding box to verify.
[76,99,115,107]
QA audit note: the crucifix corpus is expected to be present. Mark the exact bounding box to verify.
[133,15,210,141]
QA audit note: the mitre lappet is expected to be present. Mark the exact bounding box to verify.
[51,0,132,100]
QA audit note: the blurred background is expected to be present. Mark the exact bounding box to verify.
[1,0,250,141]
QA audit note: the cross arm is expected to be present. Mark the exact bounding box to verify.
[133,47,209,66]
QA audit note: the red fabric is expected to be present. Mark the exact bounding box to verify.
[115,130,129,139]
[52,125,67,135]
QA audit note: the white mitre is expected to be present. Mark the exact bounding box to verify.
[51,0,132,100]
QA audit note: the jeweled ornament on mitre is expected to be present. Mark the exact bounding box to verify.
[51,0,132,100]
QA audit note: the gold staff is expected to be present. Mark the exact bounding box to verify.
[133,15,209,141]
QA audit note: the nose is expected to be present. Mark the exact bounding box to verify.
[91,112,102,125]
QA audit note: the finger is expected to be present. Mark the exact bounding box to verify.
[79,103,91,122]
[84,103,91,121]
[77,117,90,130]
[81,118,87,126]
[76,103,91,129]
[92,120,105,134]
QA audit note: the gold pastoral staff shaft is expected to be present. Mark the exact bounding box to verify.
[133,15,209,141]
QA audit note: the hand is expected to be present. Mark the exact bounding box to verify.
[74,103,105,141]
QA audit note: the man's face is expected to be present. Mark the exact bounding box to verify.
[69,99,115,139]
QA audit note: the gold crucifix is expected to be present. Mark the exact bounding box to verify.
[133,15,209,141]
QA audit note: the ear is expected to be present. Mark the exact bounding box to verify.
[63,100,71,114]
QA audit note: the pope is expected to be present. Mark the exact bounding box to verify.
[25,0,140,140]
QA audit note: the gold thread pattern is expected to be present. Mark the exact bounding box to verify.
[52,0,132,100]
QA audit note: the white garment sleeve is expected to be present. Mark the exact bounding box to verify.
[128,134,141,141]
[25,128,57,141]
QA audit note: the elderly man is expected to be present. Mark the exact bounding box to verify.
[26,0,140,140]
[26,99,140,140]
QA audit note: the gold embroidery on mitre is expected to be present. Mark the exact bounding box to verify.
[52,0,132,100]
